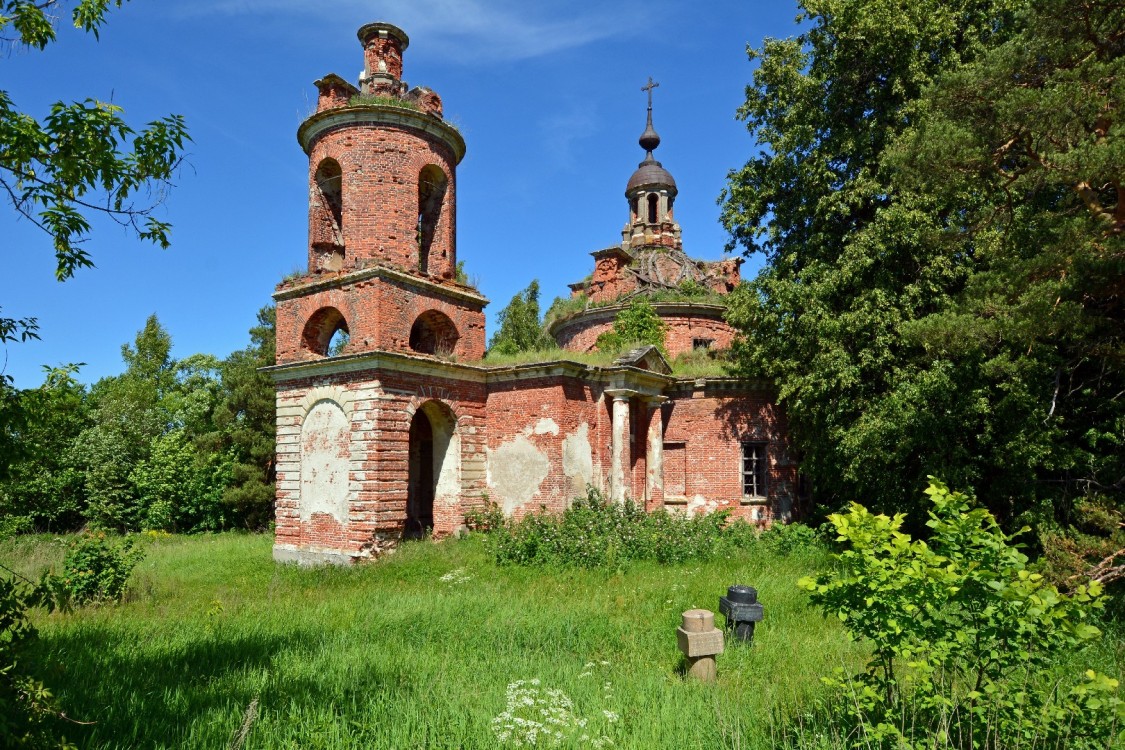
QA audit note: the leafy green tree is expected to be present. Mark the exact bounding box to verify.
[595,298,666,354]
[0,365,89,531]
[0,0,189,493]
[720,0,1123,536]
[0,576,71,749]
[487,280,555,356]
[130,429,230,532]
[75,315,181,529]
[1,0,190,280]
[207,305,276,529]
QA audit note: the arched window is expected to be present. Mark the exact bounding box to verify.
[312,158,344,270]
[647,193,658,223]
[409,309,459,356]
[301,307,350,357]
[417,165,448,275]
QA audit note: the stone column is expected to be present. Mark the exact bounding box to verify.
[644,396,668,510]
[605,389,635,504]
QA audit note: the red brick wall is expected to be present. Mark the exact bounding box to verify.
[274,365,489,558]
[275,273,486,363]
[305,124,458,281]
[483,375,605,516]
[661,383,796,524]
[554,308,736,359]
[360,31,405,80]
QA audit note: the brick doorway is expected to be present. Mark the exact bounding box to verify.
[406,400,460,538]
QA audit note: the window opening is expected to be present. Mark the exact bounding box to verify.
[647,193,658,223]
[327,328,350,356]
[693,338,714,351]
[301,307,349,357]
[312,159,345,270]
[409,310,459,356]
[417,165,448,275]
[741,442,767,498]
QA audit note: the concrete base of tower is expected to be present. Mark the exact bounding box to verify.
[272,544,364,567]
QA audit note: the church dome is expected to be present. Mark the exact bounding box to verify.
[626,156,677,195]
[626,78,676,196]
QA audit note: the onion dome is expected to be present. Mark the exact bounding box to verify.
[626,78,677,196]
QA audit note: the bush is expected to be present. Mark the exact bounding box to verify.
[57,533,143,605]
[796,478,1123,749]
[0,576,72,749]
[758,521,823,555]
[485,486,758,568]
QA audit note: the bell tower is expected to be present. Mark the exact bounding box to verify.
[275,21,487,365]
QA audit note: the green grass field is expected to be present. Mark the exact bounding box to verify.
[3,533,1121,749]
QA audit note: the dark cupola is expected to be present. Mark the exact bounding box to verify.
[623,78,682,251]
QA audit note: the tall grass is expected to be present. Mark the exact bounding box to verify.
[5,532,1119,749]
[4,532,864,749]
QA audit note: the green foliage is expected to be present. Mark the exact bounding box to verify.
[464,498,504,533]
[720,0,1124,540]
[0,574,72,749]
[595,298,667,354]
[347,94,420,111]
[129,430,231,532]
[0,365,88,531]
[487,280,556,357]
[1,0,190,280]
[485,486,760,568]
[798,479,1123,748]
[758,521,824,556]
[206,305,276,529]
[56,532,142,605]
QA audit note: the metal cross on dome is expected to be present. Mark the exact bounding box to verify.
[642,77,660,109]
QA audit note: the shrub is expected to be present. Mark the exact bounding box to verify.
[797,478,1123,749]
[595,299,667,354]
[57,533,144,605]
[464,499,504,533]
[0,576,72,749]
[758,520,823,555]
[486,486,757,568]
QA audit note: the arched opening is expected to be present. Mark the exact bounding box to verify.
[312,158,344,270]
[406,401,459,539]
[408,309,458,355]
[647,193,659,223]
[416,165,448,275]
[302,307,350,356]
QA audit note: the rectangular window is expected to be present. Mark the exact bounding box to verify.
[663,442,687,497]
[741,442,767,498]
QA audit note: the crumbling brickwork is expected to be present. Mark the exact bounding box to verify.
[269,21,800,565]
[275,268,486,363]
[551,304,736,359]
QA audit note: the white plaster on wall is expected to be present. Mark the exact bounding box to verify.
[532,417,559,436]
[435,431,462,507]
[561,423,593,498]
[300,400,351,522]
[487,434,549,515]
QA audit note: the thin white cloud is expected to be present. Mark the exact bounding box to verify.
[173,0,661,62]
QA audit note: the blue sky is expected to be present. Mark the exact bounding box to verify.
[2,0,802,388]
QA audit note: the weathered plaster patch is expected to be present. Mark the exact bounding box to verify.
[300,399,351,522]
[487,434,549,514]
[435,431,462,507]
[532,417,559,436]
[561,423,593,498]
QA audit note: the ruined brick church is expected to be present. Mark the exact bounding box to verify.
[268,23,796,564]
